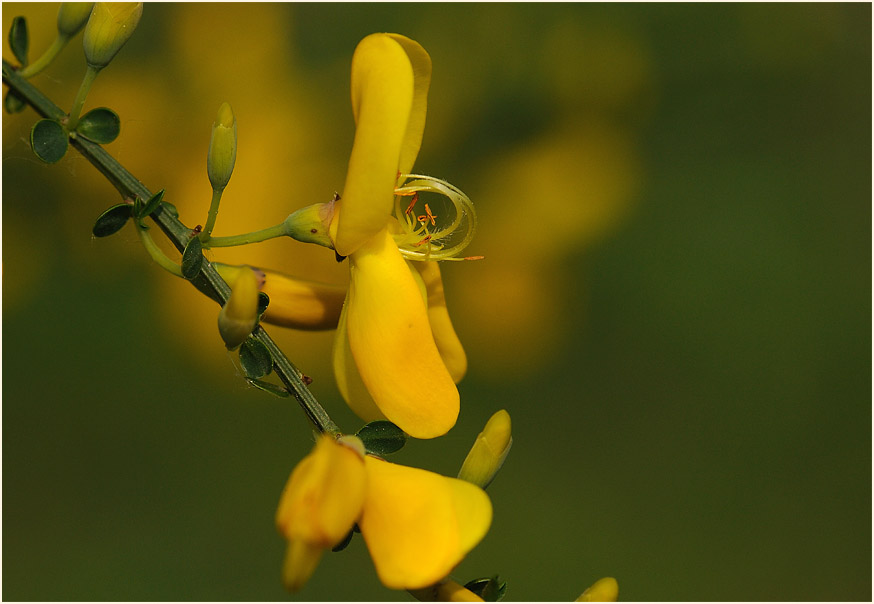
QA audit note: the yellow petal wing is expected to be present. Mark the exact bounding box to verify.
[359,457,492,590]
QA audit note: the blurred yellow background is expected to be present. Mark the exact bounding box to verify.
[3,3,870,601]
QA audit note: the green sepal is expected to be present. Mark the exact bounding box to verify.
[181,235,203,279]
[30,119,68,163]
[239,338,272,379]
[257,292,270,317]
[356,420,407,456]
[246,378,290,398]
[331,528,355,552]
[92,203,133,237]
[135,189,164,221]
[75,107,121,144]
[464,576,508,602]
[5,89,26,114]
[9,17,28,66]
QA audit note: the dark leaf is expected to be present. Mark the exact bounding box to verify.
[257,292,270,316]
[356,420,407,456]
[30,119,68,163]
[136,189,164,219]
[9,16,28,65]
[75,107,121,143]
[92,203,132,237]
[181,236,203,279]
[465,576,508,602]
[331,528,355,552]
[4,89,26,114]
[240,338,273,379]
[246,379,290,398]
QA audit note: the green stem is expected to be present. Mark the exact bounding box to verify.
[18,35,69,79]
[204,221,288,248]
[67,63,100,129]
[1,58,340,436]
[136,224,184,277]
[201,188,224,241]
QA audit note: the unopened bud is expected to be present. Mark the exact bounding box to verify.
[576,577,619,602]
[207,102,237,191]
[82,2,143,69]
[283,201,335,250]
[218,266,261,350]
[458,409,512,489]
[58,3,94,38]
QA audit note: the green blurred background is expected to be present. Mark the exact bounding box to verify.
[2,3,870,601]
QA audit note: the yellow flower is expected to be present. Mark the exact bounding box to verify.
[216,265,261,349]
[328,33,468,440]
[576,577,619,602]
[276,434,492,592]
[214,263,345,331]
[82,2,143,69]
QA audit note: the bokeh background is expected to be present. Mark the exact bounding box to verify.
[2,3,871,601]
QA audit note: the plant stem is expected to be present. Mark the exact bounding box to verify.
[201,188,223,241]
[136,224,184,277]
[2,58,340,435]
[204,221,288,248]
[18,34,69,79]
[67,63,100,129]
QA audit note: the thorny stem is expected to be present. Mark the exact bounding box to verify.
[2,58,340,435]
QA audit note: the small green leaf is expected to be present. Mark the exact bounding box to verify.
[30,119,68,163]
[465,576,508,602]
[9,16,28,66]
[136,189,164,220]
[356,420,407,456]
[331,528,355,552]
[240,338,273,379]
[75,107,120,143]
[257,292,270,316]
[161,201,179,218]
[181,236,203,279]
[247,378,290,398]
[92,203,132,237]
[4,89,26,114]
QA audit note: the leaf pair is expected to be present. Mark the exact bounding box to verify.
[30,108,120,163]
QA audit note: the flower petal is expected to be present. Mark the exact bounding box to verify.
[334,34,415,257]
[385,34,432,176]
[346,228,459,439]
[359,456,492,590]
[275,435,366,547]
[411,260,467,383]
[281,539,323,593]
[332,291,387,423]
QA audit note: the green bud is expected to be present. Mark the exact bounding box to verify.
[458,409,512,489]
[58,3,94,38]
[207,102,237,191]
[82,2,143,69]
[218,266,261,350]
[283,202,335,250]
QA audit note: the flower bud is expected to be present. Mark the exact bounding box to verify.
[576,577,619,602]
[410,579,484,602]
[217,266,261,350]
[58,3,94,38]
[214,263,345,331]
[458,409,512,489]
[82,2,143,69]
[284,201,335,250]
[207,102,237,191]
